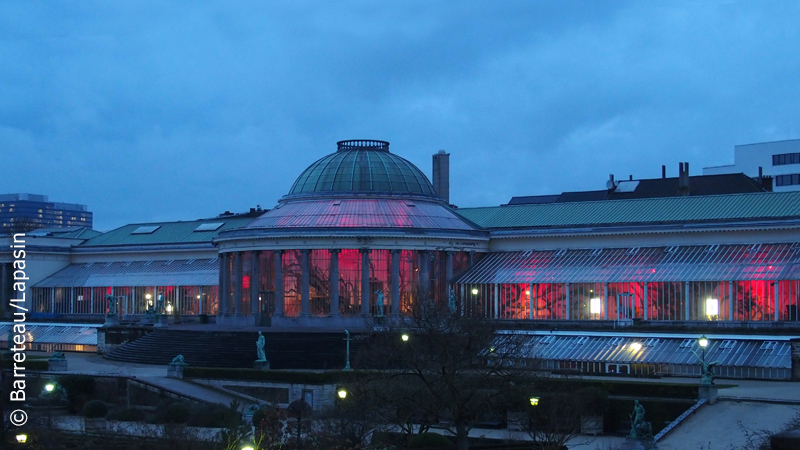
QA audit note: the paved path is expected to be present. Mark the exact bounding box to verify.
[35,351,253,408]
[658,401,799,450]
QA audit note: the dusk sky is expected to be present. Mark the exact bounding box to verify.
[3,1,799,231]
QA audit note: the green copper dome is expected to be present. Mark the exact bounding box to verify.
[288,140,437,197]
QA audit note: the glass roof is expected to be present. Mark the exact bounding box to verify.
[245,198,479,231]
[456,243,800,284]
[495,332,789,369]
[288,140,437,197]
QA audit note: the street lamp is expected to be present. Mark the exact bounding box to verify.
[338,388,347,399]
[471,288,479,295]
[529,396,540,406]
[242,446,255,450]
[698,335,709,361]
[16,434,27,443]
[45,383,56,393]
[401,333,409,342]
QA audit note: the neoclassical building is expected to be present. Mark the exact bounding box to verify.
[213,140,484,327]
[6,139,800,330]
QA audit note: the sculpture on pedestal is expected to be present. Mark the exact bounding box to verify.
[693,351,720,386]
[256,331,267,361]
[628,400,653,440]
[156,292,165,314]
[375,290,385,317]
[106,295,117,315]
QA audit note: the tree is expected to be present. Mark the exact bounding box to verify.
[352,300,534,450]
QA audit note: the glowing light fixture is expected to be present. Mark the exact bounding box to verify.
[45,383,56,392]
[145,293,152,300]
[401,334,409,342]
[705,298,719,317]
[166,303,173,314]
[590,298,602,315]
[471,288,479,295]
[242,446,255,450]
[529,397,540,406]
[196,295,201,299]
[337,389,347,399]
[16,434,27,443]
[629,342,642,351]
[698,335,709,348]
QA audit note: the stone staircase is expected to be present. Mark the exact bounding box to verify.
[104,329,365,369]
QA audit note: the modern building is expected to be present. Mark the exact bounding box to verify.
[0,193,93,233]
[704,139,800,192]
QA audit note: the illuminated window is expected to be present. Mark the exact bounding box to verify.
[590,298,602,314]
[705,298,719,316]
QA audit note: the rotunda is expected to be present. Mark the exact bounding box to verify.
[214,140,488,327]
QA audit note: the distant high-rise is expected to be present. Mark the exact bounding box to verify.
[0,193,92,234]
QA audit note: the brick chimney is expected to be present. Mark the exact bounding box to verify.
[678,162,690,196]
[432,150,450,203]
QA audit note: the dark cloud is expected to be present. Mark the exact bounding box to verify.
[2,1,798,229]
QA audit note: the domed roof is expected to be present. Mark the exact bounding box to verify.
[288,140,437,197]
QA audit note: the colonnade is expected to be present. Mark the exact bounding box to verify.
[218,249,457,319]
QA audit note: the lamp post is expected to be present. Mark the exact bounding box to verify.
[343,330,352,371]
[401,333,409,342]
[698,335,708,363]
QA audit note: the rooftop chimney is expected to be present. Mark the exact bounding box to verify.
[678,162,690,196]
[432,150,450,203]
[662,165,666,179]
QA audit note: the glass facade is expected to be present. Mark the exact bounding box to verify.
[31,285,218,316]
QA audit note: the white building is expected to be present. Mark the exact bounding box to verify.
[704,139,800,192]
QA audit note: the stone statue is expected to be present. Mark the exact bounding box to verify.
[628,400,653,440]
[50,352,66,360]
[256,331,267,361]
[106,295,117,315]
[156,292,165,314]
[170,355,187,365]
[694,352,720,385]
[375,290,385,317]
[448,289,457,314]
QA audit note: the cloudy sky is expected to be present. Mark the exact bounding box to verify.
[2,1,799,230]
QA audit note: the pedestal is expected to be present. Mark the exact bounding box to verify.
[253,360,270,370]
[154,314,170,328]
[698,385,718,404]
[104,315,119,326]
[167,363,186,379]
[48,359,68,372]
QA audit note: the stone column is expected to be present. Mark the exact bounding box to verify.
[361,249,371,316]
[391,250,401,316]
[220,253,230,316]
[468,251,475,267]
[233,252,243,316]
[301,249,311,317]
[420,251,429,299]
[275,250,284,317]
[643,282,649,320]
[330,250,340,316]
[603,282,608,320]
[251,251,260,316]
[775,281,780,322]
[445,251,453,285]
[565,283,570,320]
